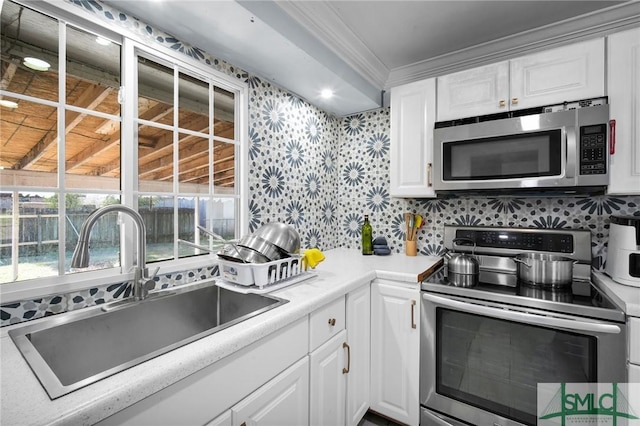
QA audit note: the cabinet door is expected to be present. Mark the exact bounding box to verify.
[232,357,309,426]
[370,280,420,426]
[510,38,604,110]
[436,62,509,121]
[309,330,347,426]
[346,285,371,426]
[607,28,640,195]
[390,78,437,198]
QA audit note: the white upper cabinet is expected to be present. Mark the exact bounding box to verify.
[437,38,605,121]
[437,62,509,120]
[390,78,437,198]
[607,27,640,195]
[510,38,605,110]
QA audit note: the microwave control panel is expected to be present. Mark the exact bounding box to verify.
[579,123,607,175]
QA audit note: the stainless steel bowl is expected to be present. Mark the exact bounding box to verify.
[237,234,286,261]
[253,223,300,254]
[217,244,270,264]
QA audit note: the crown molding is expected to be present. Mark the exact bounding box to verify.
[387,1,640,88]
[274,0,389,89]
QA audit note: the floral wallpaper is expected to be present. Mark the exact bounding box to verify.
[1,0,638,326]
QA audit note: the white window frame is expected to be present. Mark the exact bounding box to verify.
[0,1,248,303]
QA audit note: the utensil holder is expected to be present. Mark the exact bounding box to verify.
[405,240,417,256]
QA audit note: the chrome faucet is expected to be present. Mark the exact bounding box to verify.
[71,204,156,300]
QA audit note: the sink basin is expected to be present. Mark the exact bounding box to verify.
[8,280,287,399]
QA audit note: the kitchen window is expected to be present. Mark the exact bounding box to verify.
[0,1,246,296]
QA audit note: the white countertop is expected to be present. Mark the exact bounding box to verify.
[0,248,442,426]
[592,270,640,317]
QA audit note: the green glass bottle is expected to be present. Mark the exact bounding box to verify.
[362,215,373,255]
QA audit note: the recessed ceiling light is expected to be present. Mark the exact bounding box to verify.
[23,57,50,71]
[0,100,18,109]
[96,36,111,46]
[320,89,334,99]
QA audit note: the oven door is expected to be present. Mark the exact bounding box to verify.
[433,111,576,192]
[420,292,626,426]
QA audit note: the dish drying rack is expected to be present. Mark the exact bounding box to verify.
[216,255,315,294]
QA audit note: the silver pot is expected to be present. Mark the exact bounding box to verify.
[253,223,300,254]
[513,253,577,287]
[237,234,286,261]
[444,238,479,287]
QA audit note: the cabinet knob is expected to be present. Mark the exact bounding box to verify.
[328,318,336,326]
[499,100,506,108]
[511,97,519,105]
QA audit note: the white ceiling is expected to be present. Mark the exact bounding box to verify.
[101,0,639,116]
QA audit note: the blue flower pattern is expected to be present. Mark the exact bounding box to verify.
[7,0,637,327]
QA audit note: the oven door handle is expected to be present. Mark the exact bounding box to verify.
[423,293,621,334]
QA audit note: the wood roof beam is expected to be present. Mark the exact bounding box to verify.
[17,84,113,170]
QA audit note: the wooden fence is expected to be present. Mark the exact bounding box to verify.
[0,209,235,256]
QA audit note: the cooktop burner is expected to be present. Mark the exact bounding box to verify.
[422,265,624,323]
[421,225,626,323]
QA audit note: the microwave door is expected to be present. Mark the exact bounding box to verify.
[436,128,565,190]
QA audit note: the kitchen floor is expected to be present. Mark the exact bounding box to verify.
[358,411,403,426]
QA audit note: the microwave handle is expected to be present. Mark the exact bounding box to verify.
[423,293,621,335]
[566,127,577,179]
[609,119,616,155]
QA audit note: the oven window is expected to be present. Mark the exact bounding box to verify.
[442,130,562,181]
[436,308,596,426]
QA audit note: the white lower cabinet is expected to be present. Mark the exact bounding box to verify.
[370,279,420,426]
[309,284,371,426]
[310,330,348,426]
[346,284,371,426]
[231,357,309,426]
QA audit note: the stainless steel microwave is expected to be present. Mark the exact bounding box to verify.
[433,100,610,193]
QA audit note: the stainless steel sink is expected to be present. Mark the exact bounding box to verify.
[8,280,287,399]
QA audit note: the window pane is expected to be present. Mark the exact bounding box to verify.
[214,87,235,140]
[139,195,174,262]
[0,192,15,283]
[138,56,173,126]
[1,192,59,283]
[139,125,173,192]
[0,96,58,188]
[214,140,235,192]
[177,196,208,258]
[66,194,121,273]
[66,26,121,115]
[210,198,236,240]
[1,2,59,101]
[179,134,209,193]
[66,113,121,189]
[179,72,209,133]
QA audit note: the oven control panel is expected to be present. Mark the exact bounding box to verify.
[579,123,607,175]
[455,229,574,253]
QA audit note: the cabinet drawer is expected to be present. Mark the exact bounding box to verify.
[630,317,640,364]
[309,297,345,351]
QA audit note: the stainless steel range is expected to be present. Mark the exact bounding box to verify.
[420,225,626,426]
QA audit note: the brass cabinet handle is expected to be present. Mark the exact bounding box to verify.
[427,162,432,187]
[342,342,351,374]
[499,100,506,107]
[411,299,417,329]
[511,97,519,105]
[328,318,336,326]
